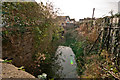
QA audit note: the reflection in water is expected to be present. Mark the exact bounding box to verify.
[54,46,78,78]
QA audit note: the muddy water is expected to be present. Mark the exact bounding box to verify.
[55,46,78,78]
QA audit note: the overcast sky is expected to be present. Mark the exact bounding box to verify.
[35,0,120,21]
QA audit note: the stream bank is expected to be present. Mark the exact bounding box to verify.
[0,59,35,79]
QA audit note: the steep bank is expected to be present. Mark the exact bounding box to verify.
[0,59,35,78]
[2,2,64,78]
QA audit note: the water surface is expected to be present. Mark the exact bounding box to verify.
[55,46,78,78]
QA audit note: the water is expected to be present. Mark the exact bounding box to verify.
[54,46,78,78]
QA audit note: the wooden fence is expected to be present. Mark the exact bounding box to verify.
[89,16,120,73]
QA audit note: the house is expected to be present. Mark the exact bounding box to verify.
[79,19,84,23]
[65,16,71,23]
[56,16,77,29]
[70,19,75,24]
[79,18,95,23]
[57,16,71,27]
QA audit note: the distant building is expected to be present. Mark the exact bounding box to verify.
[70,19,75,24]
[65,16,71,23]
[118,1,120,13]
[56,16,76,29]
[79,18,95,23]
[79,19,84,23]
[57,16,73,27]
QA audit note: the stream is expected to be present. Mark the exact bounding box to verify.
[54,46,78,78]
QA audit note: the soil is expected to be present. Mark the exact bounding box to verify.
[0,59,36,79]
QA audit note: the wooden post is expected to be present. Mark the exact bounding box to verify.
[92,8,95,19]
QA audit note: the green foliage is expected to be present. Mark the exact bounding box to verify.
[2,2,64,78]
[38,73,47,80]
[49,78,54,80]
[2,59,12,63]
[18,66,25,71]
[63,29,87,75]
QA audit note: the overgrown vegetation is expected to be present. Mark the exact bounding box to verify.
[63,14,120,79]
[2,2,64,78]
[1,1,120,79]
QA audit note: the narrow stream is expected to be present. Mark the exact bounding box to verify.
[54,46,78,78]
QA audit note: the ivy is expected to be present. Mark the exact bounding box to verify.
[2,2,64,78]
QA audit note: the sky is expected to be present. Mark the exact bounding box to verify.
[35,0,120,21]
